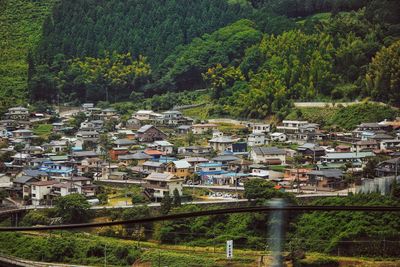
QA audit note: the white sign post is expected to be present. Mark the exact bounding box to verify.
[226,240,233,259]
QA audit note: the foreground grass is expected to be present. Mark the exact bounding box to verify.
[2,231,400,266]
[0,232,264,266]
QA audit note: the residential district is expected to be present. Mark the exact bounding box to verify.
[0,104,399,208]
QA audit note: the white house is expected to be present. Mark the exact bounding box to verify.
[143,172,184,200]
[380,139,400,151]
[152,140,174,154]
[132,110,161,121]
[51,182,81,197]
[30,180,58,205]
[247,133,266,147]
[277,120,308,133]
[192,124,218,134]
[270,132,287,142]
[252,123,271,134]
[250,147,286,165]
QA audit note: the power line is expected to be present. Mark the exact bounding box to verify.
[1,205,400,232]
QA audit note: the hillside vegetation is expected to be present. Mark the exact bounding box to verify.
[1,0,399,121]
[0,0,56,112]
[286,102,399,130]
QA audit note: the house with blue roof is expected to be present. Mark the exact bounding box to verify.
[195,162,226,178]
[39,161,74,177]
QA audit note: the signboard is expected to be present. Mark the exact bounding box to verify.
[226,240,233,259]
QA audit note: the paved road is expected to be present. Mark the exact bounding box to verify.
[293,101,392,108]
[0,253,91,267]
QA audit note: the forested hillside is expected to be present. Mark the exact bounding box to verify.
[1,0,399,119]
[0,0,56,112]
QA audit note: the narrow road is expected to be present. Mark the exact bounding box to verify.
[0,253,91,267]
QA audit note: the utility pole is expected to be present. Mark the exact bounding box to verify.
[104,244,107,267]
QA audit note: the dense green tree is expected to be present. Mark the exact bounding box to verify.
[54,194,91,223]
[172,188,182,207]
[366,40,400,106]
[160,193,172,215]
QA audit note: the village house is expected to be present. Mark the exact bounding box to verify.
[277,120,309,134]
[107,171,128,180]
[126,117,141,130]
[283,168,311,183]
[252,123,271,134]
[307,169,344,191]
[117,129,136,140]
[177,146,212,156]
[144,149,166,160]
[23,146,44,157]
[52,122,65,132]
[353,122,390,138]
[370,133,394,142]
[335,145,351,152]
[158,110,192,125]
[78,157,102,175]
[13,175,40,199]
[137,125,167,142]
[152,140,174,155]
[208,136,237,153]
[248,133,266,147]
[380,139,400,151]
[51,182,81,198]
[71,150,98,160]
[5,107,29,121]
[0,173,12,189]
[192,123,218,134]
[142,161,166,173]
[297,143,326,160]
[101,108,117,118]
[39,161,74,177]
[90,120,104,131]
[375,157,400,177]
[165,160,192,179]
[270,132,287,142]
[296,123,327,142]
[118,152,152,166]
[11,129,34,141]
[82,103,94,111]
[109,147,128,161]
[250,147,286,165]
[320,151,375,168]
[352,140,379,152]
[30,180,59,205]
[0,126,9,138]
[76,130,99,143]
[183,157,209,166]
[195,162,225,177]
[43,140,68,153]
[177,125,192,134]
[143,172,184,200]
[132,110,162,123]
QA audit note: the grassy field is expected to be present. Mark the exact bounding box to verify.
[33,123,53,138]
